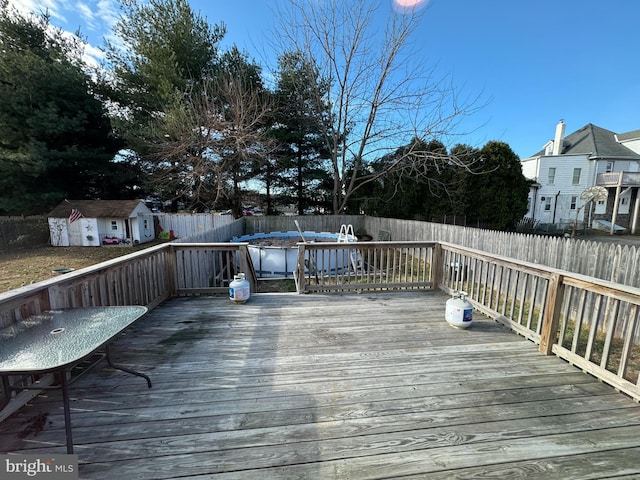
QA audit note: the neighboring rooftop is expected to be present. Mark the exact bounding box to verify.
[616,129,640,142]
[530,123,640,159]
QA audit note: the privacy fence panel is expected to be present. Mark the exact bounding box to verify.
[142,213,237,241]
[364,216,640,288]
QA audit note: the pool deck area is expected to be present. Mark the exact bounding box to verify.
[2,291,640,479]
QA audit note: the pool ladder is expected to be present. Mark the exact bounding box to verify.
[338,223,354,242]
[338,224,361,272]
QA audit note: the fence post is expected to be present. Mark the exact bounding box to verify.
[166,244,178,297]
[295,243,307,293]
[238,244,257,293]
[539,273,565,355]
[432,243,443,290]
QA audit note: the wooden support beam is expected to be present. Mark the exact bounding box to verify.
[432,243,443,290]
[539,273,565,355]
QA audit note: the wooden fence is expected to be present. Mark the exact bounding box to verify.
[173,243,257,295]
[175,216,243,243]
[438,242,640,402]
[242,215,640,289]
[142,213,236,241]
[363,216,640,288]
[0,242,258,328]
[0,243,172,330]
[0,216,49,250]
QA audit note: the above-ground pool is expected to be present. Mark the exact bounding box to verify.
[232,230,357,278]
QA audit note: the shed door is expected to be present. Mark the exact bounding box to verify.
[68,220,83,246]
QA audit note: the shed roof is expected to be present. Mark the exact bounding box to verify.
[48,200,147,219]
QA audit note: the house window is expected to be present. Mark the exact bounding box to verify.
[111,220,118,231]
[606,161,614,173]
[143,219,149,229]
[544,197,552,211]
[570,196,577,210]
[572,168,582,185]
[548,167,556,185]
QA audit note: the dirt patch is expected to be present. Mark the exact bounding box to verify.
[257,278,297,293]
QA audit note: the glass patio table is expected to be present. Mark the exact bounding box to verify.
[0,306,152,454]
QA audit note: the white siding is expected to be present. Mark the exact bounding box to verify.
[520,157,540,180]
[524,154,591,223]
[81,218,100,246]
[620,138,640,154]
[133,216,155,244]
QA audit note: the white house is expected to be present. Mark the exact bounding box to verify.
[521,121,640,233]
[47,200,155,247]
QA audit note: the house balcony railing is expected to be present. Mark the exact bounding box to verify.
[2,239,640,418]
[597,171,640,187]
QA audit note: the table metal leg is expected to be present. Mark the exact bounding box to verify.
[60,371,74,454]
[1,376,11,410]
[105,344,152,388]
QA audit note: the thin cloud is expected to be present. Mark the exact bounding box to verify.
[10,0,70,24]
[96,0,119,28]
[76,2,97,30]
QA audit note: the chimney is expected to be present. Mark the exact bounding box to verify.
[552,120,565,155]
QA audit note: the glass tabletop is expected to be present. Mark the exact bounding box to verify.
[0,306,148,374]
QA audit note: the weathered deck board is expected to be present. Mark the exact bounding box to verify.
[2,291,640,479]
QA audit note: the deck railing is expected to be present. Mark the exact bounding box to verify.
[172,243,256,295]
[438,242,640,401]
[0,243,256,328]
[0,243,174,329]
[1,239,639,413]
[294,241,438,293]
[295,240,640,400]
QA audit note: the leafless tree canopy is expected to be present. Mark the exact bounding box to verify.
[148,66,273,215]
[275,0,483,213]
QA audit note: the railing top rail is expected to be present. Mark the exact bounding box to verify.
[439,241,557,279]
[562,275,640,304]
[298,240,438,248]
[171,242,249,248]
[440,241,640,299]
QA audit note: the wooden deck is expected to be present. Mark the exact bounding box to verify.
[2,291,640,479]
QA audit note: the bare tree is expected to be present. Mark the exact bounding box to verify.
[276,0,482,213]
[148,52,273,216]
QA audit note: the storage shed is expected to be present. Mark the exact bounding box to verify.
[47,200,155,247]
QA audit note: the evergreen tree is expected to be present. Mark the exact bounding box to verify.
[270,51,331,215]
[360,139,454,220]
[470,141,529,229]
[103,0,224,208]
[0,1,122,214]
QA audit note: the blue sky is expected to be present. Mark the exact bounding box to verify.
[9,0,640,159]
